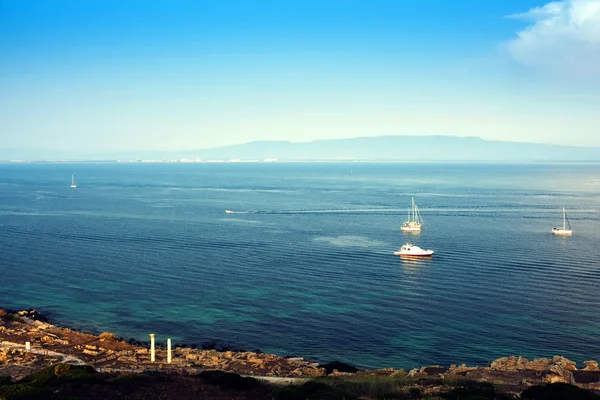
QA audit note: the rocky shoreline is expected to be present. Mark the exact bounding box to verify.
[0,308,324,380]
[1,308,600,397]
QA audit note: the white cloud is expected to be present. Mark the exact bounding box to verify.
[505,0,600,76]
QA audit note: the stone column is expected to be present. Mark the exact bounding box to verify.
[167,338,172,364]
[150,334,155,362]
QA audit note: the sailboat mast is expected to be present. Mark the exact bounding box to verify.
[563,208,566,230]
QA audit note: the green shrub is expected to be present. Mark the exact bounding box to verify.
[111,374,143,384]
[376,393,408,400]
[21,365,56,386]
[313,374,416,399]
[521,383,600,400]
[20,363,99,387]
[0,382,52,400]
[442,380,511,400]
[197,370,264,391]
[270,380,355,400]
[320,360,359,374]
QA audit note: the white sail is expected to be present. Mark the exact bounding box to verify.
[401,197,424,232]
[552,207,572,236]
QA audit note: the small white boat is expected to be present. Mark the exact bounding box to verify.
[225,210,233,214]
[70,175,77,188]
[401,197,424,232]
[552,207,572,236]
[394,243,434,257]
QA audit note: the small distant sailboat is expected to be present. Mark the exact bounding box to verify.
[552,208,572,236]
[225,210,233,214]
[70,175,77,188]
[401,197,424,232]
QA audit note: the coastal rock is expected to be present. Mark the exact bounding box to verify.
[544,374,565,384]
[420,366,447,375]
[572,370,600,384]
[489,356,576,374]
[447,364,478,374]
[583,360,599,371]
[552,356,577,371]
[2,305,596,385]
[548,356,577,384]
[523,358,553,371]
[490,356,531,371]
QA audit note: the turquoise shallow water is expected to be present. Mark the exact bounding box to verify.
[1,162,599,369]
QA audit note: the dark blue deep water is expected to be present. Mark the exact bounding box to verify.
[1,162,599,369]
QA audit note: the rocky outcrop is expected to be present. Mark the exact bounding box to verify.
[1,308,599,392]
[177,348,324,377]
[0,309,325,378]
[584,361,599,371]
[487,355,583,384]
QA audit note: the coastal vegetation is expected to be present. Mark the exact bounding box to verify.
[1,308,599,399]
[1,364,600,399]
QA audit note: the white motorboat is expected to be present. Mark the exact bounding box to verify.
[552,208,572,236]
[401,197,424,232]
[394,243,434,257]
[225,210,233,214]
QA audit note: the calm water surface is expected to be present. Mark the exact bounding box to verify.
[1,162,599,369]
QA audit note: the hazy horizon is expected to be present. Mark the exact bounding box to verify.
[4,133,600,155]
[3,134,600,162]
[2,0,600,154]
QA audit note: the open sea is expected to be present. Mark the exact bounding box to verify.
[1,162,599,369]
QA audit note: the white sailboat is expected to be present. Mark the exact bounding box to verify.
[70,175,77,188]
[552,208,572,236]
[401,197,424,232]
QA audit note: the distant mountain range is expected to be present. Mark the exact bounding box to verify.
[186,136,600,162]
[3,135,600,162]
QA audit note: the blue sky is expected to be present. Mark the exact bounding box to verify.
[1,0,599,154]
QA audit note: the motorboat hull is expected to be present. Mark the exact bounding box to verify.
[394,251,433,257]
[394,243,434,257]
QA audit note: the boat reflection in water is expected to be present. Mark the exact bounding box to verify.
[398,255,433,271]
[397,254,432,284]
